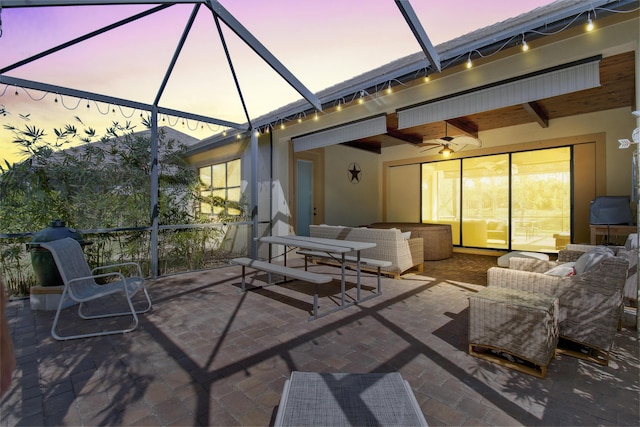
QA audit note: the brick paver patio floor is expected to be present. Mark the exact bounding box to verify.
[1,254,638,426]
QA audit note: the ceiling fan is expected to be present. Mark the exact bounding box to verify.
[421,122,482,156]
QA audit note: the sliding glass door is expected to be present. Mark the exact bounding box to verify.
[462,155,510,249]
[420,147,571,252]
[511,147,571,252]
[421,160,461,244]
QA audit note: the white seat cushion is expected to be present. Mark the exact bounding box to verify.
[497,251,549,267]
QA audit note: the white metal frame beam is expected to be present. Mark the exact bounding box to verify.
[394,0,441,73]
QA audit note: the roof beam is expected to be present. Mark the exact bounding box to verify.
[445,118,478,138]
[522,102,549,128]
[205,0,323,113]
[1,4,173,74]
[394,0,441,73]
[0,75,247,130]
[1,1,202,6]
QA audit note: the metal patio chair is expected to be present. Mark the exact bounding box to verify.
[40,237,152,340]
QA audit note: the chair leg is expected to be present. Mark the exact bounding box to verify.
[53,286,149,341]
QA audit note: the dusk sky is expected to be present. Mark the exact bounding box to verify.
[0,0,558,166]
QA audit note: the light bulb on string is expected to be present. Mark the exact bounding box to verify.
[336,101,342,112]
[314,111,319,121]
[586,13,594,31]
[386,81,392,95]
[424,70,430,83]
[521,35,529,52]
[466,54,473,69]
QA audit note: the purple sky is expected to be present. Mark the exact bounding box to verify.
[0,0,558,165]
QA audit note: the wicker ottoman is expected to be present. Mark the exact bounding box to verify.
[469,286,559,378]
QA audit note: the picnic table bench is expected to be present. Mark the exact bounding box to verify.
[230,257,333,320]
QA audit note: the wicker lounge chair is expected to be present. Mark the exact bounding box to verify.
[487,251,628,365]
[40,237,152,340]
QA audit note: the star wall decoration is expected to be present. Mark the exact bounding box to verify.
[348,162,361,184]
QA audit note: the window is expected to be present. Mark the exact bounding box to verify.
[420,147,571,252]
[199,159,241,219]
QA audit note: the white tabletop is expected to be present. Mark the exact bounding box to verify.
[259,235,376,253]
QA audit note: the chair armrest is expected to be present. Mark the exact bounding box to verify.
[487,267,567,297]
[407,237,424,266]
[68,271,126,286]
[508,257,561,273]
[92,261,143,278]
[557,250,584,263]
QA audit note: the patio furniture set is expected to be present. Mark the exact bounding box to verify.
[470,243,634,378]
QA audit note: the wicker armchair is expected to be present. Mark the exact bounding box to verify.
[487,254,629,364]
[559,244,637,302]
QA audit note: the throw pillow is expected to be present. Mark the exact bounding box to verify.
[544,262,576,277]
[574,246,614,275]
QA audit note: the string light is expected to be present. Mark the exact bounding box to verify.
[2,3,633,140]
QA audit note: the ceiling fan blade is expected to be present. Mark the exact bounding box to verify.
[451,135,482,146]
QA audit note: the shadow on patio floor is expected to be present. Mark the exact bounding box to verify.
[1,253,638,426]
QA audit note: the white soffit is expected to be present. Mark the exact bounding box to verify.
[397,58,601,129]
[292,115,387,152]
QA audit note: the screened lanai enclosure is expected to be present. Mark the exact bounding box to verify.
[0,0,440,290]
